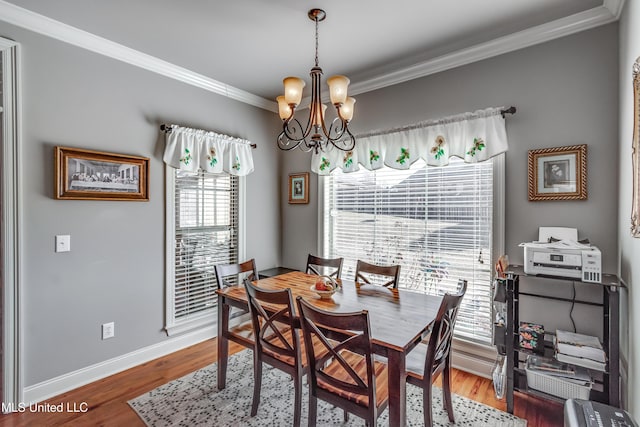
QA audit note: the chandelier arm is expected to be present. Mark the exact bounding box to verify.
[335,103,349,123]
[326,117,345,140]
[278,118,307,151]
[330,127,356,152]
[325,118,355,152]
[282,117,305,141]
[302,66,327,139]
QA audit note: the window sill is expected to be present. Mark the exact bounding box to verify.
[165,311,216,337]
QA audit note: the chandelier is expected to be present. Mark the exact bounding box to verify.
[276,8,356,154]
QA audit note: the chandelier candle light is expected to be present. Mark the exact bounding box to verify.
[276,8,356,153]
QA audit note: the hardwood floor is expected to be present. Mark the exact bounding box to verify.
[0,339,564,426]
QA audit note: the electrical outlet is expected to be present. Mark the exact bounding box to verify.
[102,322,115,340]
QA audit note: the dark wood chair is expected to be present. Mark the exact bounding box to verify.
[214,259,259,348]
[244,279,307,427]
[405,279,468,426]
[354,259,401,289]
[296,296,389,427]
[305,254,344,279]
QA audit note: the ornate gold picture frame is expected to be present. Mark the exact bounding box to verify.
[55,146,149,201]
[527,144,587,201]
[632,57,640,237]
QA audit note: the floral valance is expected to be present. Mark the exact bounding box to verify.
[163,125,254,176]
[311,107,509,175]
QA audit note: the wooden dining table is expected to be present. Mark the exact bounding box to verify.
[216,271,443,427]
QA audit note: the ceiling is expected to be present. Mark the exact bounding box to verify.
[1,0,621,109]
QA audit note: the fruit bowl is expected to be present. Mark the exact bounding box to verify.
[310,276,339,299]
[310,284,336,299]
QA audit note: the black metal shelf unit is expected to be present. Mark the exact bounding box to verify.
[499,265,622,414]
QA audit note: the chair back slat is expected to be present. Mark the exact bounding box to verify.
[214,259,259,289]
[296,297,376,404]
[423,279,467,381]
[244,279,298,360]
[306,254,344,278]
[354,260,401,289]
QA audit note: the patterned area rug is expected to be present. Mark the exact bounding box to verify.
[129,350,525,426]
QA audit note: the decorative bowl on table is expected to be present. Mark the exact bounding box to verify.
[310,275,339,299]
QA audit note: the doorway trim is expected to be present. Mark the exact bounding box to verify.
[1,36,22,407]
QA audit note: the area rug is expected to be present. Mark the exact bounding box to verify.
[129,350,525,426]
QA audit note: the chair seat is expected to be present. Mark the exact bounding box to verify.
[406,340,451,382]
[318,350,389,408]
[405,342,428,380]
[228,320,255,340]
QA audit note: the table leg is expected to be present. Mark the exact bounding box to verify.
[387,349,407,427]
[217,294,230,390]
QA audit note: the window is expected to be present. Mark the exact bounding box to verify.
[322,157,503,344]
[165,168,240,335]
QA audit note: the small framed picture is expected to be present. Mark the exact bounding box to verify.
[527,144,587,201]
[55,146,150,201]
[288,172,309,204]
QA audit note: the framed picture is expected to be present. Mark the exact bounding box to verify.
[288,172,309,204]
[55,146,150,201]
[527,144,587,201]
[632,56,640,237]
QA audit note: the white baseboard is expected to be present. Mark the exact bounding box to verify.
[452,352,495,379]
[23,327,215,404]
[451,338,498,379]
[21,325,499,404]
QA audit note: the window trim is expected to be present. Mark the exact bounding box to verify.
[164,165,246,336]
[1,36,23,407]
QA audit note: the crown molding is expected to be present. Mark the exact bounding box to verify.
[0,0,276,111]
[350,5,619,96]
[0,1,620,112]
[603,0,626,19]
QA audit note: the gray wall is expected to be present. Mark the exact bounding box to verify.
[281,24,619,343]
[618,1,639,418]
[1,22,282,386]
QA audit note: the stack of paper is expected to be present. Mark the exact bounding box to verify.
[555,330,606,372]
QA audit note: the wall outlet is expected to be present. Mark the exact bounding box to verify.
[102,322,115,340]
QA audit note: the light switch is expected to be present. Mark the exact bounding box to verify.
[55,235,70,253]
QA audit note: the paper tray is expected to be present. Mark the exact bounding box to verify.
[525,367,591,400]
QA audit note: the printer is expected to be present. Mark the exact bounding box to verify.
[521,227,602,283]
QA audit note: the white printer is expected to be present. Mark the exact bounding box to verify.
[521,227,602,283]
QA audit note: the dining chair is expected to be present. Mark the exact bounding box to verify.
[296,296,389,427]
[354,259,401,289]
[244,279,307,427]
[214,259,260,347]
[405,279,468,426]
[305,254,344,279]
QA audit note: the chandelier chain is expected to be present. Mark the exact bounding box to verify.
[314,16,319,67]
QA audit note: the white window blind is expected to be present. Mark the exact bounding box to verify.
[323,158,495,343]
[169,169,238,330]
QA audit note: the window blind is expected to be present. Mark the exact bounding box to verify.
[323,158,494,343]
[173,169,238,321]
